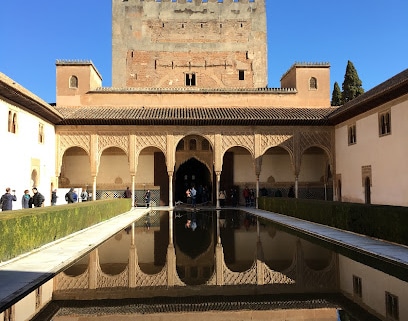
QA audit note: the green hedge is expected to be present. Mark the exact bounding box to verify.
[0,199,131,262]
[258,197,408,246]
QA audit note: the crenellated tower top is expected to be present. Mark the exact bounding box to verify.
[112,0,267,89]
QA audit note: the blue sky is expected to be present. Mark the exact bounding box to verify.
[0,0,407,103]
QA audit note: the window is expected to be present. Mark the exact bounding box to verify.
[309,77,317,89]
[239,70,245,80]
[352,275,362,298]
[8,110,17,134]
[35,287,42,309]
[348,124,356,145]
[202,140,210,150]
[385,292,399,320]
[379,110,391,136]
[69,75,78,88]
[4,306,14,321]
[189,139,197,150]
[185,73,196,86]
[176,139,185,151]
[38,123,44,144]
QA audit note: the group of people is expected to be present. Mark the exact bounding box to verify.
[0,186,92,211]
[65,188,89,204]
[124,187,151,208]
[1,187,45,211]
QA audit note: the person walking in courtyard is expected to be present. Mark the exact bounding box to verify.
[51,189,58,206]
[124,187,132,199]
[1,187,17,211]
[22,189,31,208]
[144,189,151,208]
[65,188,75,204]
[190,186,197,208]
[80,189,88,202]
[32,187,45,207]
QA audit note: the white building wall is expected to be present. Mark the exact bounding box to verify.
[0,98,56,209]
[335,95,408,206]
[339,255,408,320]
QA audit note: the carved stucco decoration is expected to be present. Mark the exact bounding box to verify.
[59,133,91,156]
[299,130,333,160]
[260,133,294,156]
[98,133,129,157]
[222,133,255,157]
[55,269,89,290]
[173,132,216,150]
[294,129,334,175]
[58,133,91,177]
[134,132,167,156]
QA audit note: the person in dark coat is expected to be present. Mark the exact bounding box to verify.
[65,188,75,204]
[51,189,58,206]
[32,187,45,207]
[1,187,17,211]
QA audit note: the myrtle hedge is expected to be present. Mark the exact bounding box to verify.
[0,199,132,262]
[258,197,408,246]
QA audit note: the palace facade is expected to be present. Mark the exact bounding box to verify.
[1,0,407,209]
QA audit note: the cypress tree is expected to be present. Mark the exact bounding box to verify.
[331,81,342,106]
[342,60,364,103]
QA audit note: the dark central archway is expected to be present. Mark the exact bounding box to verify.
[175,158,212,204]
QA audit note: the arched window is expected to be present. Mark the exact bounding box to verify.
[379,111,391,135]
[309,77,317,89]
[201,140,209,150]
[337,180,342,202]
[8,111,18,134]
[69,75,78,88]
[364,177,371,204]
[348,124,356,144]
[8,110,12,133]
[189,139,196,150]
[176,139,185,151]
[38,123,44,144]
[12,113,17,133]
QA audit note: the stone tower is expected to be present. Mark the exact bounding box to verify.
[112,0,267,89]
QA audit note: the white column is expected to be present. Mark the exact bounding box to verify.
[92,176,97,201]
[168,172,174,208]
[295,175,299,198]
[131,175,135,207]
[216,171,221,208]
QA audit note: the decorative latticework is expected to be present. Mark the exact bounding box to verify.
[55,269,89,290]
[98,133,129,155]
[299,130,333,156]
[263,263,296,285]
[260,134,294,155]
[222,133,255,156]
[223,261,257,285]
[98,265,129,288]
[59,133,91,155]
[133,262,169,287]
[134,133,167,154]
[301,253,338,289]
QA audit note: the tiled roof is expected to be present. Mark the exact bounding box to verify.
[0,72,63,123]
[55,106,336,126]
[328,68,408,124]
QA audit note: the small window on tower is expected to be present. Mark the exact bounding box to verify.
[309,77,317,89]
[185,73,196,86]
[239,70,245,80]
[69,75,78,88]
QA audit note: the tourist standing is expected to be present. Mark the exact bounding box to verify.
[22,189,31,208]
[51,189,58,206]
[1,187,17,211]
[124,187,132,199]
[32,188,45,207]
[144,190,151,208]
